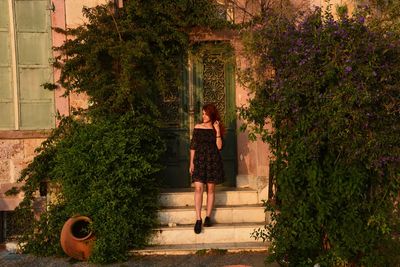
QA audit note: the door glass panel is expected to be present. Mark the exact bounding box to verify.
[0,0,9,29]
[19,67,52,100]
[0,67,12,99]
[0,67,14,130]
[17,33,50,65]
[20,101,54,129]
[15,0,54,129]
[0,32,10,64]
[19,67,54,128]
[15,0,48,32]
[0,1,13,129]
[0,102,14,129]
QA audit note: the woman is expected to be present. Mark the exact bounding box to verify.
[189,103,225,234]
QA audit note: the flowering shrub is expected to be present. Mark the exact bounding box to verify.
[240,8,400,266]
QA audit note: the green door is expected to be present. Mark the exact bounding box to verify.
[161,43,237,188]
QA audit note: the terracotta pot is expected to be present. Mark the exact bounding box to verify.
[60,215,95,261]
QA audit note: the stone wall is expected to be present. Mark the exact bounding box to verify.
[0,139,44,184]
[0,0,107,211]
[0,138,45,210]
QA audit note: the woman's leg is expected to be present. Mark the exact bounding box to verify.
[194,182,204,220]
[206,183,215,217]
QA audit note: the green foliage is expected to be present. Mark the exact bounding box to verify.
[12,114,165,262]
[54,0,227,118]
[240,7,400,266]
[368,0,400,38]
[7,0,227,263]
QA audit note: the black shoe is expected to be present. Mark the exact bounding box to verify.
[194,219,202,234]
[204,216,212,227]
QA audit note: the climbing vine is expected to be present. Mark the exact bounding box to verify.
[240,6,400,266]
[8,0,228,263]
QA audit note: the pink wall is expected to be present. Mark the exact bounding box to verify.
[52,0,70,120]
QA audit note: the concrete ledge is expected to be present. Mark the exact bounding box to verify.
[152,223,265,245]
[160,189,259,207]
[131,242,269,256]
[0,130,51,139]
[158,204,266,225]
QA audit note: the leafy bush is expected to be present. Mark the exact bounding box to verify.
[12,114,165,262]
[240,7,400,266]
[8,0,227,263]
[52,0,228,118]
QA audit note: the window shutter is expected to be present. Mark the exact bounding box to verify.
[0,0,14,129]
[15,0,54,129]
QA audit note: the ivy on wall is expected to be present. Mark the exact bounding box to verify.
[8,0,228,263]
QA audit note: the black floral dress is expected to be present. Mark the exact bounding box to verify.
[190,128,224,184]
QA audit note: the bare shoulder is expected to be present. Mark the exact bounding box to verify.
[194,124,204,129]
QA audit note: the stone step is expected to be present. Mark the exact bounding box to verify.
[151,223,265,245]
[160,188,259,207]
[131,242,269,255]
[158,205,266,225]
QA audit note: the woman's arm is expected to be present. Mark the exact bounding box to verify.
[214,121,223,150]
[216,134,223,150]
[189,127,198,175]
[190,149,195,175]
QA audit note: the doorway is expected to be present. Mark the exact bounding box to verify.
[161,43,237,188]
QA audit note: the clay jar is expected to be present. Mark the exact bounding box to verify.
[60,215,95,261]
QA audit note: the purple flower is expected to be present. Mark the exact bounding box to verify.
[296,39,304,46]
[345,66,352,74]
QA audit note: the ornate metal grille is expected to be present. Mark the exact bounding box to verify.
[203,54,226,119]
[160,88,180,127]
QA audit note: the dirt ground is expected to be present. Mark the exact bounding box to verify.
[0,250,280,267]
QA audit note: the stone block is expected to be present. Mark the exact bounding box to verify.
[0,140,24,160]
[23,139,45,159]
[0,160,11,181]
[236,174,250,188]
[10,159,30,183]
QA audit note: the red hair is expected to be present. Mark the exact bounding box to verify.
[203,103,225,137]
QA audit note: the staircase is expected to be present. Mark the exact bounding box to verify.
[133,188,269,255]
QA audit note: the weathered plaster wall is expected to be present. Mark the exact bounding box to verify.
[65,0,109,111]
[0,0,109,210]
[0,139,44,183]
[0,138,44,210]
[229,1,271,202]
[65,0,108,27]
[309,0,355,15]
[53,0,69,119]
[232,35,271,202]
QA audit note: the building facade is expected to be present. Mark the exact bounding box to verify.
[0,0,354,231]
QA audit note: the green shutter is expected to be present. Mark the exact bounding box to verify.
[0,0,9,29]
[0,0,14,129]
[15,0,54,129]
